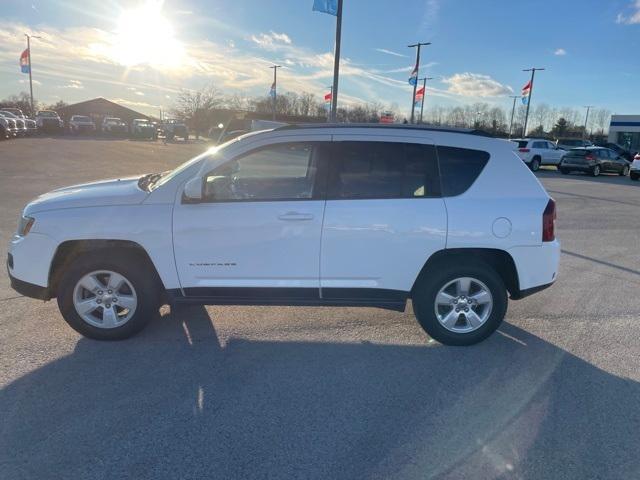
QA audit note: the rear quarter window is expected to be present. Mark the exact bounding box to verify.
[437,146,490,197]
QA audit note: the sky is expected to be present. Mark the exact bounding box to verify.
[1,0,639,118]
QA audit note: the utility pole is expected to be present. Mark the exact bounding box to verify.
[408,41,431,124]
[508,95,519,138]
[24,33,41,116]
[583,105,594,139]
[418,77,432,124]
[522,67,544,137]
[269,65,281,121]
[329,0,343,122]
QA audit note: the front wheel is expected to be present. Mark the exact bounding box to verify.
[412,263,508,346]
[57,251,159,340]
[631,172,640,181]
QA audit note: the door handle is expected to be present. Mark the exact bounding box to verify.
[278,212,314,221]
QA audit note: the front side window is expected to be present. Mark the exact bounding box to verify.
[204,142,318,201]
[327,141,439,199]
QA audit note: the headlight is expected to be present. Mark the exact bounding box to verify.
[17,216,35,236]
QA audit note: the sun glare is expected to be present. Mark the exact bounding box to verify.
[112,1,185,69]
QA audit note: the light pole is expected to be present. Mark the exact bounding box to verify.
[522,67,545,137]
[269,65,281,121]
[508,95,519,138]
[583,105,594,139]
[24,33,42,116]
[408,41,431,124]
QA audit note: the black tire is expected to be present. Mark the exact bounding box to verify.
[530,157,541,172]
[56,250,160,340]
[592,165,601,177]
[621,165,630,176]
[412,262,508,346]
[631,172,639,181]
[560,168,569,175]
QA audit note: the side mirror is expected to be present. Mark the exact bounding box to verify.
[183,177,203,203]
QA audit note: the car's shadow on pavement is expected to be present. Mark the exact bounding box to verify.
[1,306,639,479]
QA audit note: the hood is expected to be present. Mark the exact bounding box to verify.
[24,176,149,215]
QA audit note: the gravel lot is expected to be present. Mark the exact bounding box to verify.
[1,137,640,479]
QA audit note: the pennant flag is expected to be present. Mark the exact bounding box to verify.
[521,80,532,104]
[269,82,276,98]
[414,86,425,105]
[20,49,30,74]
[408,64,418,86]
[312,0,338,15]
[324,92,332,103]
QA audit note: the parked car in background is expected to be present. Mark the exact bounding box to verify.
[556,138,592,150]
[0,110,28,136]
[559,147,630,177]
[630,154,640,181]
[101,117,127,135]
[595,142,634,161]
[35,110,64,133]
[1,108,37,135]
[130,118,157,139]
[0,112,19,138]
[160,119,188,142]
[7,124,560,346]
[0,114,15,139]
[512,138,565,171]
[69,115,96,135]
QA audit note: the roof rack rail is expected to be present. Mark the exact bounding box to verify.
[273,122,494,137]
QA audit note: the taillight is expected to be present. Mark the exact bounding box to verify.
[542,199,556,242]
[585,154,595,161]
[519,148,530,153]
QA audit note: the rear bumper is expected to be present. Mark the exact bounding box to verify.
[508,240,560,297]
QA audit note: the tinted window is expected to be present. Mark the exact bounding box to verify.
[532,141,547,149]
[513,140,528,148]
[565,149,590,157]
[598,149,610,159]
[204,143,318,201]
[328,142,439,199]
[437,146,490,197]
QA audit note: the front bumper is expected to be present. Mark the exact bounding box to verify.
[8,262,50,300]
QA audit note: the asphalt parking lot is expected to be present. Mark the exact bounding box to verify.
[1,137,640,479]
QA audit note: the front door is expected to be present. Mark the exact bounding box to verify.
[172,138,329,301]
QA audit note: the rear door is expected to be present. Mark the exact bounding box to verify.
[319,136,446,304]
[532,141,548,164]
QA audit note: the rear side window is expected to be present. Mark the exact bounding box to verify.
[437,146,490,197]
[328,141,439,199]
[513,140,528,148]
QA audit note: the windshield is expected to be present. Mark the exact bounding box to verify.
[561,139,583,146]
[143,149,216,191]
[73,116,91,122]
[37,111,57,117]
[0,111,17,118]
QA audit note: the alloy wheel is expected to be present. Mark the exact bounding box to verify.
[434,277,493,333]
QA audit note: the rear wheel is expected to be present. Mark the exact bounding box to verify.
[530,157,541,172]
[592,165,601,177]
[412,262,508,346]
[621,165,630,176]
[560,167,569,175]
[57,251,160,340]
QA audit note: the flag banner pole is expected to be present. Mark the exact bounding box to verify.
[330,0,343,122]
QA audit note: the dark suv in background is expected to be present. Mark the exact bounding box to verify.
[559,147,630,177]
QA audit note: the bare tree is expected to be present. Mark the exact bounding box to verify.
[171,85,224,137]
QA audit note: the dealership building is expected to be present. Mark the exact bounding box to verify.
[608,115,640,152]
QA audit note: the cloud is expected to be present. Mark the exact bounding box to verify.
[19,78,42,86]
[250,31,292,49]
[374,48,407,58]
[442,72,513,97]
[110,98,158,109]
[616,0,640,24]
[58,80,84,89]
[554,48,567,56]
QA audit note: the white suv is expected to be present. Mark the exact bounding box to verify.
[7,125,560,346]
[512,138,565,171]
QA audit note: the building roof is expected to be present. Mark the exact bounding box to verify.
[56,97,152,120]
